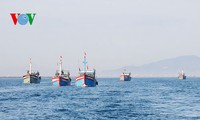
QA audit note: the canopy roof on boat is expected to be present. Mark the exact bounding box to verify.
[79,70,95,74]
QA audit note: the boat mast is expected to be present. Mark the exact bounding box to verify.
[29,58,32,74]
[59,56,63,75]
[83,52,87,72]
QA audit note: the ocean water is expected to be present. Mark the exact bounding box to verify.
[0,77,200,120]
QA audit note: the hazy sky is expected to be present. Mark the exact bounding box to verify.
[1,0,200,76]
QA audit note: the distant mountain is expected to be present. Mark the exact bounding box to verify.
[101,55,200,77]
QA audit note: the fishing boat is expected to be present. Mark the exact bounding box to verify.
[75,53,98,87]
[120,70,131,81]
[52,56,71,86]
[23,58,41,83]
[178,70,186,80]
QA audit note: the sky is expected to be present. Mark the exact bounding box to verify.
[0,0,200,76]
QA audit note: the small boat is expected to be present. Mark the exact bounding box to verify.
[120,70,131,81]
[178,70,186,80]
[75,52,98,87]
[23,58,41,83]
[52,56,71,86]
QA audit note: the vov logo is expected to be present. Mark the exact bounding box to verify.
[10,13,36,25]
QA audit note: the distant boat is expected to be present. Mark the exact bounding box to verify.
[178,70,186,80]
[52,56,71,86]
[23,58,41,83]
[120,70,131,81]
[75,52,98,87]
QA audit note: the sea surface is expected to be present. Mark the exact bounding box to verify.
[0,77,200,120]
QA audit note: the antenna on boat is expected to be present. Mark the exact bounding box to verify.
[83,52,87,72]
[59,56,63,75]
[78,56,80,71]
[29,58,32,74]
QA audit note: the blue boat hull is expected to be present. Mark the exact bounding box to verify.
[120,75,131,81]
[123,77,131,81]
[75,74,97,87]
[52,76,71,86]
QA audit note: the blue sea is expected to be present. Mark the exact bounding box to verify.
[0,77,200,120]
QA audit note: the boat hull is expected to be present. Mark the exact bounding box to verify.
[23,75,41,83]
[120,75,131,81]
[75,74,97,87]
[178,76,186,80]
[52,76,71,86]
